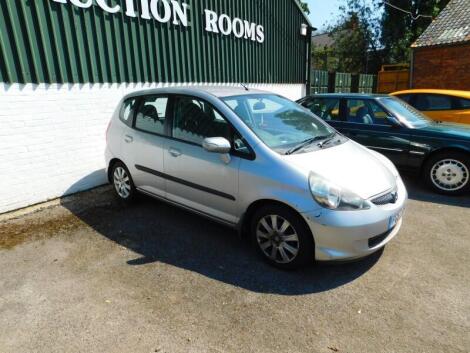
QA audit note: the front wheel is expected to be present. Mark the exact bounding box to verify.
[423,152,470,195]
[251,204,315,269]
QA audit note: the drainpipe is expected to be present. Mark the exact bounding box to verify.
[305,26,316,96]
[409,49,415,89]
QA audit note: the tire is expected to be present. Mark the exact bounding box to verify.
[110,161,137,203]
[250,204,315,270]
[423,151,470,196]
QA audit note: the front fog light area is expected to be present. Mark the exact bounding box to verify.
[308,172,370,211]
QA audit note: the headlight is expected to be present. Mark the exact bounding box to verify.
[308,172,370,211]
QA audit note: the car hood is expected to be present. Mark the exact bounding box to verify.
[283,141,397,199]
[417,122,470,140]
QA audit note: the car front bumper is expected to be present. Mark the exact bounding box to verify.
[302,177,407,261]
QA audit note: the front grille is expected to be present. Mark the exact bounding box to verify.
[368,228,393,248]
[372,190,398,205]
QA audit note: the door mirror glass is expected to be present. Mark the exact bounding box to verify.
[202,137,231,154]
[387,116,401,127]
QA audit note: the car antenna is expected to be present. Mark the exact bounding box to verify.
[240,83,249,91]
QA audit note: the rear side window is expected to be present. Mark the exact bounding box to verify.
[415,94,452,111]
[135,96,169,135]
[119,98,137,127]
[303,98,341,121]
[396,94,412,103]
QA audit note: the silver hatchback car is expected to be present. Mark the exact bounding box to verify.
[106,87,407,269]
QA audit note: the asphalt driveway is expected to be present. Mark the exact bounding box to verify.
[0,176,469,353]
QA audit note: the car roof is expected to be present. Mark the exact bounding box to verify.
[391,89,470,99]
[304,93,390,99]
[122,85,272,100]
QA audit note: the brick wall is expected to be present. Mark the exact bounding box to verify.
[412,43,470,90]
[0,82,305,214]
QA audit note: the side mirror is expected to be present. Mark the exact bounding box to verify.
[202,137,231,154]
[387,116,401,127]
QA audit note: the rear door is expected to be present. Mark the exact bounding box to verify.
[122,95,170,197]
[164,95,244,224]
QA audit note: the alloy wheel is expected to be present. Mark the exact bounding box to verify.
[431,159,469,192]
[256,214,300,264]
[113,166,131,199]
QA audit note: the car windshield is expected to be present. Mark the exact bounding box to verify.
[379,96,433,128]
[222,94,336,153]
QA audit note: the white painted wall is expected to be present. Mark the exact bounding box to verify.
[0,82,306,213]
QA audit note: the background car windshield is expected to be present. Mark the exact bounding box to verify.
[379,97,433,128]
[223,94,335,152]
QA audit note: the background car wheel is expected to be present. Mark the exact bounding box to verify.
[250,204,315,269]
[111,161,136,203]
[423,152,470,195]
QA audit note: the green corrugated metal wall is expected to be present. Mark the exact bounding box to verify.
[0,0,308,84]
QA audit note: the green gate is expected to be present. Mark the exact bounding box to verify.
[358,74,376,93]
[310,69,328,94]
[334,72,351,93]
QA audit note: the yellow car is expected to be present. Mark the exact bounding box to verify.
[391,89,470,124]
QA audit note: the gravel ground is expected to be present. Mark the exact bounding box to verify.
[0,177,469,353]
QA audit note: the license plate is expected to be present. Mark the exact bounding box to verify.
[388,208,404,230]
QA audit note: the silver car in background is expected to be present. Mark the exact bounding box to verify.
[106,87,407,269]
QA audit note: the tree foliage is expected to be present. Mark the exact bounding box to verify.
[312,0,451,73]
[381,0,450,63]
[314,0,381,73]
[298,1,310,15]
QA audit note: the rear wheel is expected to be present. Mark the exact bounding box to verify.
[111,161,136,203]
[423,152,470,195]
[251,204,314,269]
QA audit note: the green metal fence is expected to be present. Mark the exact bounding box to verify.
[334,72,351,93]
[0,0,308,84]
[358,74,376,93]
[309,70,377,94]
[310,69,328,93]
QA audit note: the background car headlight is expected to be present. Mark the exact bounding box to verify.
[309,172,370,211]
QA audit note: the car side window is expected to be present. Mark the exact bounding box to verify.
[415,94,452,111]
[173,97,231,145]
[346,99,391,125]
[457,98,470,109]
[119,98,137,127]
[135,96,168,135]
[397,94,412,104]
[303,98,341,121]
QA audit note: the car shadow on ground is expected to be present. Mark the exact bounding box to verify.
[402,174,470,208]
[61,175,384,296]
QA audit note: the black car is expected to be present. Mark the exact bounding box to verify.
[297,93,470,195]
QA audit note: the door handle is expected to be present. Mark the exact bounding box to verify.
[169,147,181,157]
[124,134,133,143]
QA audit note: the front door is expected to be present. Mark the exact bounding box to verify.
[332,98,411,167]
[164,96,241,224]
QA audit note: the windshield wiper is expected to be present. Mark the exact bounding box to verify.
[317,132,338,148]
[285,133,336,155]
